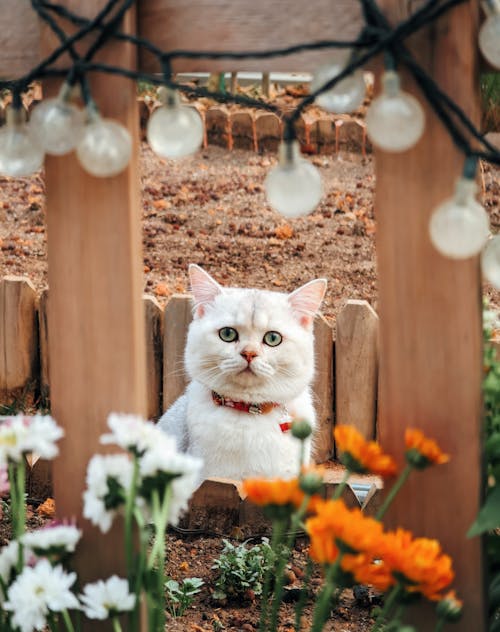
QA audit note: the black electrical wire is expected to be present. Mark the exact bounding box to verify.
[0,0,496,169]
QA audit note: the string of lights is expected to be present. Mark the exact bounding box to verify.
[0,0,500,278]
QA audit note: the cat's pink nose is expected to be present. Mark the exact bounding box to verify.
[241,350,258,363]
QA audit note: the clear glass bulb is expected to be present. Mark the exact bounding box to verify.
[482,236,500,288]
[429,177,490,259]
[479,13,500,69]
[76,110,132,178]
[366,70,425,152]
[29,83,85,155]
[0,107,44,177]
[147,87,203,158]
[311,52,366,114]
[265,140,323,217]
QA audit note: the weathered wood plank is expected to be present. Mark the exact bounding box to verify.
[163,294,192,412]
[0,1,364,78]
[38,289,50,407]
[43,1,147,612]
[312,314,334,463]
[376,1,485,630]
[335,299,378,440]
[143,295,163,420]
[0,276,39,407]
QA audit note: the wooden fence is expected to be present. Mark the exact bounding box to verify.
[0,275,379,466]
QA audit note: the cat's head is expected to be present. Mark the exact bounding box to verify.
[184,264,327,403]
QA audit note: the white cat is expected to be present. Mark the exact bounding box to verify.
[158,264,327,480]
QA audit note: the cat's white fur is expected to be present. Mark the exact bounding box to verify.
[158,264,326,480]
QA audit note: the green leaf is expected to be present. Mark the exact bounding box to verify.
[468,486,500,537]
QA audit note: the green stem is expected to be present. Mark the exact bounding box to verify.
[371,583,404,632]
[332,470,351,500]
[124,455,140,578]
[310,557,342,632]
[47,613,59,632]
[7,461,18,537]
[16,458,26,539]
[259,519,287,632]
[147,486,172,632]
[61,609,76,632]
[268,497,311,632]
[434,618,446,632]
[112,616,124,632]
[376,464,413,520]
[294,558,313,632]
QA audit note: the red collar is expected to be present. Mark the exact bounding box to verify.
[211,391,292,433]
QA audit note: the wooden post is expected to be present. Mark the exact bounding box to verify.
[41,0,147,613]
[376,2,485,629]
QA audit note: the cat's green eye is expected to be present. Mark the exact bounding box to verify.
[219,327,239,343]
[263,331,282,347]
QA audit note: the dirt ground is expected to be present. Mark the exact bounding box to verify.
[0,124,498,631]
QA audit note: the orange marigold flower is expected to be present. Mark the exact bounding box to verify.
[334,425,397,477]
[305,499,384,564]
[243,478,305,509]
[405,429,450,469]
[341,553,394,592]
[379,528,455,600]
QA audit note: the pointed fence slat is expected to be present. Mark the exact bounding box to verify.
[312,314,334,462]
[0,276,39,407]
[143,295,163,420]
[162,294,192,412]
[335,300,379,440]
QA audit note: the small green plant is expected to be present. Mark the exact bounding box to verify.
[164,577,204,617]
[211,538,275,602]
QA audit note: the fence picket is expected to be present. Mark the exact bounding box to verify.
[162,294,192,413]
[39,289,49,406]
[0,276,39,408]
[312,314,334,462]
[335,299,378,439]
[143,295,164,421]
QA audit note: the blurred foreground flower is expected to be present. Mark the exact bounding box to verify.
[334,424,397,477]
[79,575,135,620]
[380,528,455,600]
[405,428,450,469]
[0,415,64,466]
[4,559,79,632]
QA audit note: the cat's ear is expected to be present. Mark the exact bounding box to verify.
[189,264,223,317]
[288,278,327,328]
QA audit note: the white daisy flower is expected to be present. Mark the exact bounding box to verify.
[79,575,135,620]
[0,541,34,597]
[21,523,82,557]
[0,416,31,465]
[26,415,64,461]
[82,454,133,533]
[4,559,79,632]
[100,412,164,455]
[0,415,64,466]
[139,439,202,525]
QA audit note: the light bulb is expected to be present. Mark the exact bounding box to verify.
[366,70,425,152]
[0,106,44,177]
[76,108,132,177]
[482,236,500,288]
[311,52,366,114]
[265,140,323,217]
[429,177,490,259]
[29,83,85,155]
[147,87,203,158]
[479,12,500,68]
